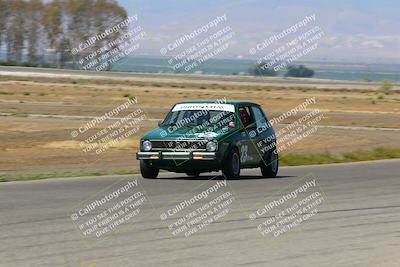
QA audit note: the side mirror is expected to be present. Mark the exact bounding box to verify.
[228,121,236,128]
[157,120,163,127]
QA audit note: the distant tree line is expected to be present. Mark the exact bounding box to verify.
[249,62,315,78]
[248,63,277,77]
[284,65,314,78]
[0,0,127,68]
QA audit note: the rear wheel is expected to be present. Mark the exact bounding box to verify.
[222,148,241,180]
[140,160,159,179]
[260,149,279,178]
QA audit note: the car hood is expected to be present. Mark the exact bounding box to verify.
[142,125,234,141]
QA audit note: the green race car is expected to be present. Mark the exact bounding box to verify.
[136,101,278,179]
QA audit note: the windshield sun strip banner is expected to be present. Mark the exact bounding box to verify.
[172,103,235,113]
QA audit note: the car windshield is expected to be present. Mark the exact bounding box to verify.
[162,109,235,128]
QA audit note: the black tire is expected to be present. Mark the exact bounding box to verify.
[222,148,241,180]
[140,160,159,179]
[260,149,279,178]
[186,171,201,177]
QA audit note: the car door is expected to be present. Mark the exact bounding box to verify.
[237,106,259,167]
[250,105,276,163]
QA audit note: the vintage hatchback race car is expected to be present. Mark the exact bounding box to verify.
[136,101,278,179]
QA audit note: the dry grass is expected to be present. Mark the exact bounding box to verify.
[0,74,399,175]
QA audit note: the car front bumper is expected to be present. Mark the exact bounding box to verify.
[136,151,216,160]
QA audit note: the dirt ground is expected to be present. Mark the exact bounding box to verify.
[0,71,399,174]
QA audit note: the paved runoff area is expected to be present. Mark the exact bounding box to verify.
[1,159,400,267]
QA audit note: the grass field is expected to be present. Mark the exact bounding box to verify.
[0,68,399,180]
[1,148,399,182]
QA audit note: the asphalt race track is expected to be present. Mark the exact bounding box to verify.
[1,159,399,267]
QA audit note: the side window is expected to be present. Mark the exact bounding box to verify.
[239,106,255,128]
[251,106,268,129]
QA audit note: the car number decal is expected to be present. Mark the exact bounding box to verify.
[240,144,249,163]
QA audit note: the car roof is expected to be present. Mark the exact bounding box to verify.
[175,100,259,106]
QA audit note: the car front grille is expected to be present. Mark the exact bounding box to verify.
[151,140,208,151]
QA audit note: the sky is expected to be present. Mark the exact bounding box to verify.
[116,0,400,62]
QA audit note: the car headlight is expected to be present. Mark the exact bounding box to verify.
[142,140,152,151]
[206,141,217,152]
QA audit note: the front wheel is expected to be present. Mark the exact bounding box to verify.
[260,149,279,178]
[140,160,159,179]
[222,148,241,180]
